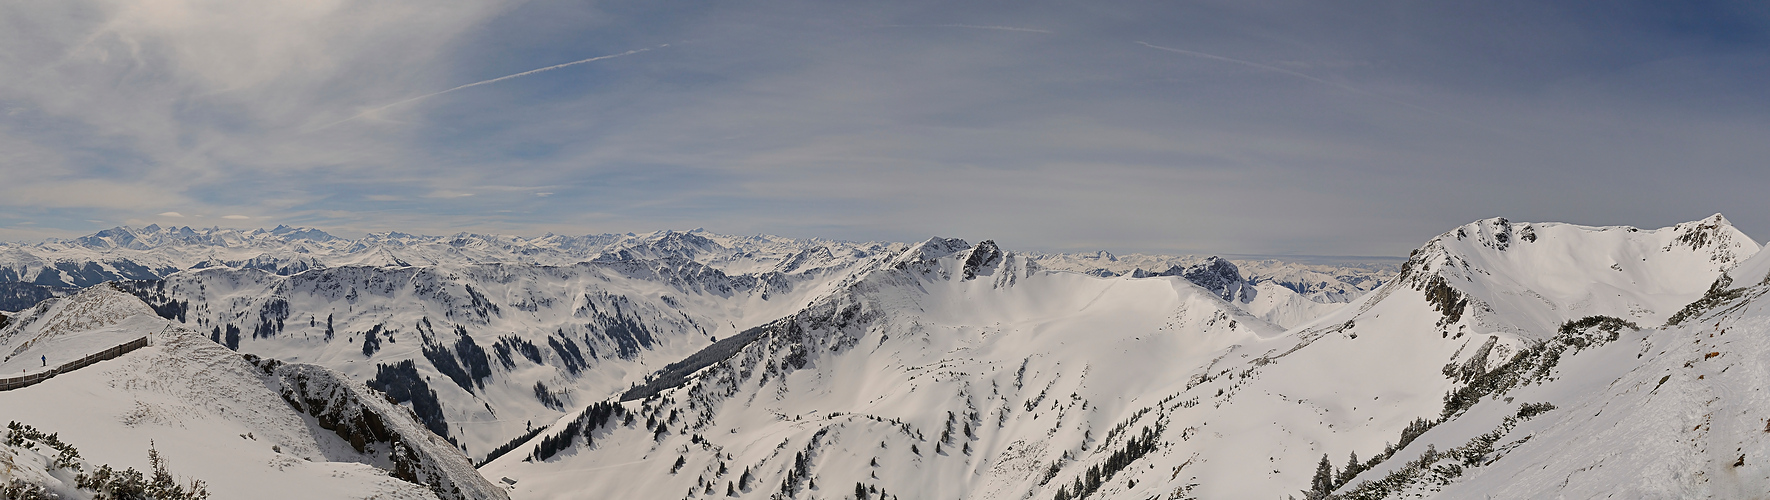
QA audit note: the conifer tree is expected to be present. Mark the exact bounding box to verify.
[1306,454,1334,499]
[1337,451,1361,486]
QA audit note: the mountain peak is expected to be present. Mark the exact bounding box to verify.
[959,240,1003,280]
[1667,212,1746,256]
[1388,216,1761,338]
[1151,256,1252,303]
[1445,217,1535,252]
[891,237,970,268]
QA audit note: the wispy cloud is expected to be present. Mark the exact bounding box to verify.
[158,212,186,218]
[1137,42,1361,92]
[884,24,1053,34]
[1136,42,1479,129]
[315,45,668,130]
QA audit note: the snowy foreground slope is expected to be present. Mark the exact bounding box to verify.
[481,215,1766,499]
[0,285,503,499]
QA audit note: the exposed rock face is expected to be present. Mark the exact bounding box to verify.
[1156,256,1254,303]
[960,240,1003,281]
[248,355,509,500]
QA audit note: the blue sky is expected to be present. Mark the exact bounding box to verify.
[0,0,1766,256]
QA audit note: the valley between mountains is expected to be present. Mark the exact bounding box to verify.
[3,215,1767,499]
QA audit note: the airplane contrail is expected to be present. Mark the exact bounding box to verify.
[313,45,667,131]
[1138,42,1363,94]
[1136,41,1476,126]
[885,24,1053,34]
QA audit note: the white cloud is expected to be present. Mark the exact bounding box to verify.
[222,215,251,220]
[158,212,186,217]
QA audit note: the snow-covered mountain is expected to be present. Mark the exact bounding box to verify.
[1030,252,1396,328]
[1029,251,1396,303]
[0,225,1382,464]
[474,214,1764,499]
[0,225,886,289]
[8,216,1760,499]
[0,225,1388,333]
[107,246,894,463]
[0,284,502,499]
[479,236,1284,498]
[1319,214,1770,498]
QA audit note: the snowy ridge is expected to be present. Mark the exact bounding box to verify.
[1028,251,1396,304]
[256,358,508,500]
[0,286,501,499]
[1387,214,1758,340]
[1030,252,1395,328]
[0,225,901,289]
[481,237,1290,498]
[1180,213,1763,499]
[0,284,159,372]
[1240,282,1344,329]
[1320,217,1770,498]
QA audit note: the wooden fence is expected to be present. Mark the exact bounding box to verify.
[0,336,149,391]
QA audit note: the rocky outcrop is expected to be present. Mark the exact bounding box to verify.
[247,355,509,500]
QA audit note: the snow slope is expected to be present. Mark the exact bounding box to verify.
[1240,281,1345,329]
[483,215,1759,500]
[1387,214,1757,338]
[0,284,159,373]
[482,237,1283,499]
[1032,253,1389,328]
[1344,218,1765,498]
[0,286,503,499]
[1029,252,1396,304]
